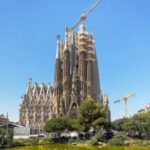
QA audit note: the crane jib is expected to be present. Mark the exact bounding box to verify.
[70,0,102,31]
[114,93,136,118]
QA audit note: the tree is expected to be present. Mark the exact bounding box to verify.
[44,116,70,138]
[69,119,84,132]
[112,111,150,139]
[143,111,150,138]
[0,128,5,146]
[109,132,127,146]
[78,98,106,132]
[0,127,13,147]
[112,117,129,131]
[124,112,150,139]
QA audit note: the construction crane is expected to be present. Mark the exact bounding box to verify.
[70,0,102,31]
[114,92,136,118]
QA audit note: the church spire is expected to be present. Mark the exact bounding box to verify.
[64,26,69,50]
[56,35,61,59]
[28,77,32,89]
[79,24,85,34]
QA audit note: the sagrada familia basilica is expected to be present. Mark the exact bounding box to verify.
[19,0,111,133]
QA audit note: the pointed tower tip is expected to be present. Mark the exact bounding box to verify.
[56,34,61,59]
[79,23,86,34]
[28,78,32,85]
[89,27,93,36]
[65,26,69,31]
[48,82,51,86]
[64,26,69,50]
[57,34,60,40]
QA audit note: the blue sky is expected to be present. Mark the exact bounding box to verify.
[0,0,150,121]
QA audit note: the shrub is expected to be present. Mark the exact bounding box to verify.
[109,132,127,146]
[68,137,81,144]
[95,130,106,142]
[88,130,106,145]
[13,140,25,147]
[88,136,98,145]
[13,137,54,147]
[68,138,74,144]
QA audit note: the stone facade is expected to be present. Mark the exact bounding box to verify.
[102,95,111,122]
[19,24,111,130]
[19,79,53,132]
[51,25,101,118]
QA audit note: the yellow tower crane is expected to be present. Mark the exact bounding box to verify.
[114,92,135,118]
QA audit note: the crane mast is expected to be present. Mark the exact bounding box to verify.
[114,92,135,118]
[70,0,102,31]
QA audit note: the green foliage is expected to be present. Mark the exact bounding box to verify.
[112,111,150,139]
[13,138,54,147]
[126,112,150,138]
[112,117,129,131]
[69,119,78,131]
[44,99,106,138]
[13,138,38,146]
[109,132,127,146]
[124,139,150,147]
[68,137,81,144]
[78,98,106,132]
[95,130,106,142]
[88,130,106,145]
[69,119,84,132]
[44,116,70,136]
[0,127,13,147]
[0,128,6,146]
[88,136,98,145]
